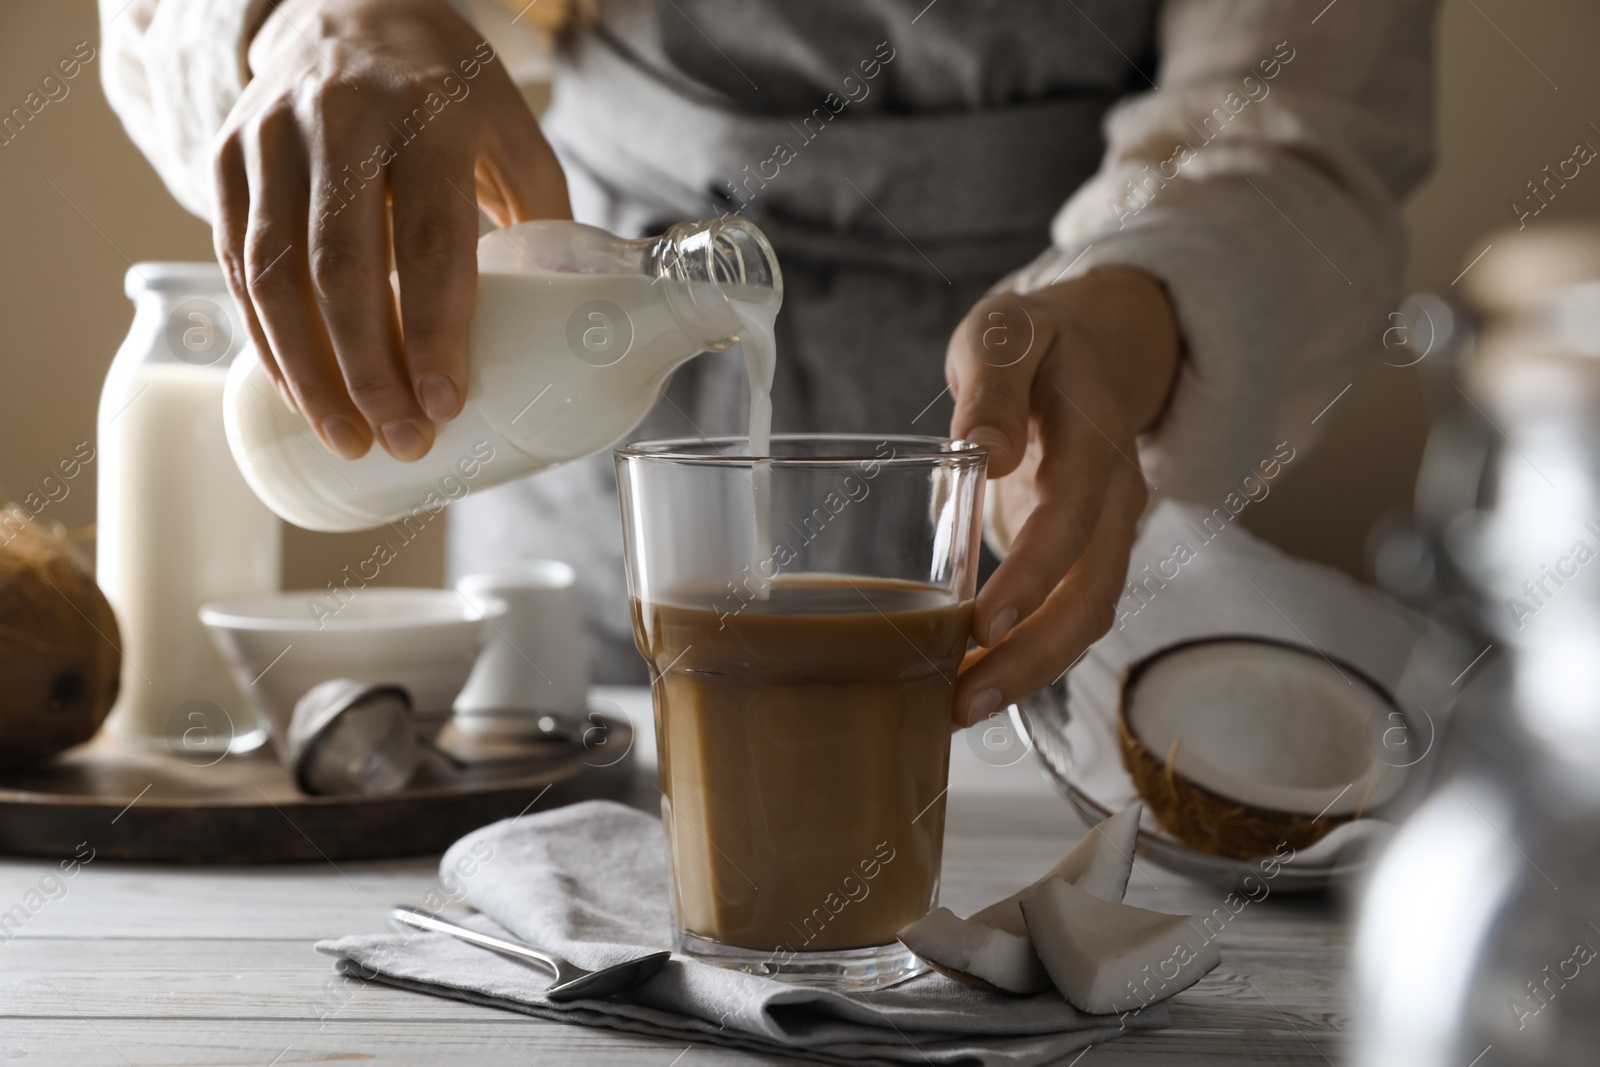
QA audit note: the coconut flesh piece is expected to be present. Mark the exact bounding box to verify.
[1020,875,1221,1015]
[895,907,1048,994]
[1119,638,1406,860]
[897,804,1142,994]
[967,802,1142,933]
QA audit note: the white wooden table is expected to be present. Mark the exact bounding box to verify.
[0,687,1351,1065]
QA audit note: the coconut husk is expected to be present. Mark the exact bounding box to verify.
[1118,713,1346,860]
[0,507,121,771]
[1116,636,1366,861]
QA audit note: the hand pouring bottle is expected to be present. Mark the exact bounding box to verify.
[223,218,782,532]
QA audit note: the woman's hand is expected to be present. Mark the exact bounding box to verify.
[214,0,570,461]
[947,266,1181,728]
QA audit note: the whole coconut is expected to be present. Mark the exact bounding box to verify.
[0,509,121,771]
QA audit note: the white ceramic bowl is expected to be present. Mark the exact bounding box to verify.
[200,588,506,754]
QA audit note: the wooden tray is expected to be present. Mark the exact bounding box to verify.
[0,712,634,864]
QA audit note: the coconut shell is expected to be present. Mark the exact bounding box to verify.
[1116,638,1353,861]
[0,509,121,771]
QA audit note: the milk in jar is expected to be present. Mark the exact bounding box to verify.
[97,263,280,753]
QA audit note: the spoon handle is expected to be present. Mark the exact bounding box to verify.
[390,904,564,980]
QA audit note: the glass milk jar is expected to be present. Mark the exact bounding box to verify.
[96,263,280,753]
[224,218,782,532]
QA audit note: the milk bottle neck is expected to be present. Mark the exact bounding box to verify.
[643,217,782,349]
[123,263,246,371]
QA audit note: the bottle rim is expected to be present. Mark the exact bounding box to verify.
[653,217,783,297]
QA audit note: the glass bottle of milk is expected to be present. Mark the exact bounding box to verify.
[97,264,280,753]
[224,217,782,533]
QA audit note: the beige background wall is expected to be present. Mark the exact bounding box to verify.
[1242,0,1600,573]
[3,0,1599,587]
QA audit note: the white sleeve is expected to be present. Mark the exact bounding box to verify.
[995,0,1438,509]
[98,0,273,221]
[97,0,549,224]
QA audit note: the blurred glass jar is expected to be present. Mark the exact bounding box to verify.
[1356,226,1600,1066]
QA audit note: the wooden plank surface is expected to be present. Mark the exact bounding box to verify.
[0,686,1354,1065]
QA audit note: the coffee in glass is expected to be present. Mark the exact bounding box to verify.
[615,434,986,988]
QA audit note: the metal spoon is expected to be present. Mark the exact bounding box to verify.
[390,904,671,1002]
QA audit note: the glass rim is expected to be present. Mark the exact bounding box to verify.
[614,433,987,466]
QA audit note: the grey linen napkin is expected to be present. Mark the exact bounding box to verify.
[316,801,1166,1065]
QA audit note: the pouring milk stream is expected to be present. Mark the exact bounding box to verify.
[224,218,781,573]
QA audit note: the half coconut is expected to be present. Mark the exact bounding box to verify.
[1118,636,1406,860]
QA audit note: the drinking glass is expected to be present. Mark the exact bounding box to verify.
[615,434,986,988]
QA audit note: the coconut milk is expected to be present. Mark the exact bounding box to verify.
[732,301,776,594]
[98,361,280,746]
[224,270,782,536]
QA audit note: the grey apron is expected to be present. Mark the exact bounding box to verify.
[450,1,1161,682]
